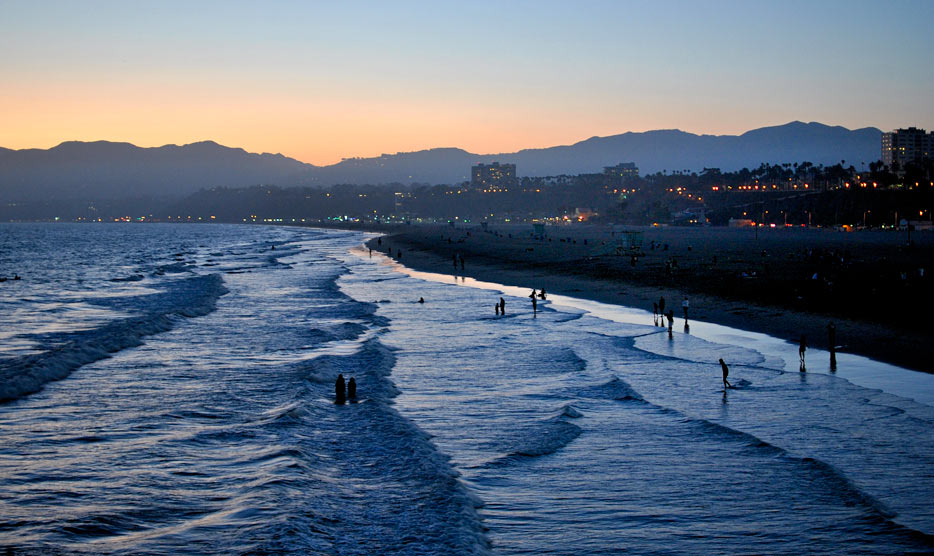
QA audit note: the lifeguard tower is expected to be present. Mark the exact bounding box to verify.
[594,230,644,256]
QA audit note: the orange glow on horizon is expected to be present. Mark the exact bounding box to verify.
[0,85,847,167]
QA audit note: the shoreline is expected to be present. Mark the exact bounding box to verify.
[348,223,933,375]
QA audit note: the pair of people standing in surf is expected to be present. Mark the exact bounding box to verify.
[335,374,357,404]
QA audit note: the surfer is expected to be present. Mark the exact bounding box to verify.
[719,359,732,388]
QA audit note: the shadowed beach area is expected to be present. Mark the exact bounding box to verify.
[357,223,933,374]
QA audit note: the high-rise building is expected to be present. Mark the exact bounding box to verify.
[471,162,516,190]
[603,162,639,186]
[882,127,933,168]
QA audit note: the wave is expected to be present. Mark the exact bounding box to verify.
[581,374,929,539]
[295,337,492,554]
[305,322,368,346]
[0,274,227,403]
[578,376,645,402]
[483,406,584,467]
[109,274,145,282]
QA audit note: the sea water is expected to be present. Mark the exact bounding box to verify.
[1,223,932,555]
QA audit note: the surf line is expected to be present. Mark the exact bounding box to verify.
[351,243,934,408]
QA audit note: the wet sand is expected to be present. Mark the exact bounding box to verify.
[359,223,933,374]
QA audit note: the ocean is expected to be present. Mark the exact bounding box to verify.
[1,223,932,555]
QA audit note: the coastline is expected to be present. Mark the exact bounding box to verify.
[350,223,933,375]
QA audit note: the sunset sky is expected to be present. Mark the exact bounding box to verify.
[2,0,932,166]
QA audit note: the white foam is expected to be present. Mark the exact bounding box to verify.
[362,249,934,407]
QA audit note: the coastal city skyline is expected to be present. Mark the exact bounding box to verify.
[2,1,933,166]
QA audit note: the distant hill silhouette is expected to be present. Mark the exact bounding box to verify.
[0,140,314,202]
[296,122,881,185]
[0,122,881,204]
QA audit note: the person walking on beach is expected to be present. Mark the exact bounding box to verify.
[335,374,346,404]
[666,309,674,338]
[682,296,689,323]
[719,359,732,388]
[658,296,666,321]
[799,334,807,370]
[500,297,506,315]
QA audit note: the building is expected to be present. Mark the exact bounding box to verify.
[471,162,516,190]
[603,162,639,186]
[882,127,933,168]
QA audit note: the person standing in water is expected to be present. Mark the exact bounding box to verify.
[335,374,346,404]
[827,322,837,367]
[347,377,357,401]
[719,359,732,388]
[500,297,506,315]
[799,334,807,369]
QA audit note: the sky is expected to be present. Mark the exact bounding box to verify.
[1,0,932,166]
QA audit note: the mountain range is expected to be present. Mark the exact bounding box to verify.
[1,122,882,203]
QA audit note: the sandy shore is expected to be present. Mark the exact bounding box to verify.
[355,223,933,374]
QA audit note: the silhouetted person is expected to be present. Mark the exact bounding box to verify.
[539,288,546,300]
[799,334,807,366]
[460,255,465,270]
[682,296,689,322]
[347,377,357,400]
[827,322,837,367]
[418,297,424,303]
[666,309,674,338]
[500,297,505,315]
[335,374,346,404]
[658,296,666,319]
[397,249,402,259]
[495,303,500,315]
[377,237,382,246]
[720,358,731,388]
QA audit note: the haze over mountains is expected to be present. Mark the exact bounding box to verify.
[1,122,881,204]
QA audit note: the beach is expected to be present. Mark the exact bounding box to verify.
[363,223,933,374]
